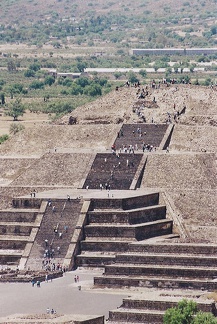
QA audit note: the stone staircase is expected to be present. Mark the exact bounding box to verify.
[76,193,173,268]
[26,198,83,270]
[0,206,41,268]
[83,153,143,190]
[94,241,217,291]
[94,241,217,322]
[114,124,169,151]
[107,296,217,323]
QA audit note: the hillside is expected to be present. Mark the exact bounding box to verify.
[0,0,216,48]
[0,0,216,24]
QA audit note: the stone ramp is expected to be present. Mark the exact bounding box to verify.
[141,152,216,190]
[0,157,36,185]
[10,152,94,188]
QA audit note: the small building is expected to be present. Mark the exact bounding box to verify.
[48,70,87,79]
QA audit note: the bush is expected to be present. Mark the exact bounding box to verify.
[70,84,83,95]
[44,101,74,115]
[44,76,55,86]
[9,123,25,134]
[75,77,90,88]
[29,80,44,90]
[83,84,102,96]
[62,78,73,87]
[24,69,35,77]
[0,134,9,144]
[127,71,139,84]
[29,63,41,71]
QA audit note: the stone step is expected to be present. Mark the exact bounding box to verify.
[0,235,30,242]
[84,219,173,240]
[76,252,116,267]
[88,205,166,225]
[115,252,217,267]
[0,208,39,213]
[104,264,217,278]
[109,308,164,323]
[0,249,23,256]
[0,240,27,249]
[81,238,131,252]
[0,210,39,223]
[129,242,217,255]
[121,297,217,314]
[94,275,217,290]
[142,233,180,242]
[90,192,160,211]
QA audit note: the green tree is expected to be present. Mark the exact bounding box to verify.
[127,71,139,84]
[24,69,35,77]
[163,299,217,324]
[75,77,90,87]
[44,75,55,86]
[62,78,73,87]
[6,98,25,121]
[193,311,217,324]
[29,80,44,90]
[83,84,102,96]
[139,69,147,78]
[164,299,198,324]
[70,84,83,95]
[44,101,74,115]
[29,63,41,71]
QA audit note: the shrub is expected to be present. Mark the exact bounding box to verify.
[9,123,25,134]
[0,134,9,144]
[29,80,44,89]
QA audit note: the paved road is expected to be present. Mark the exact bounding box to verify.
[0,269,127,319]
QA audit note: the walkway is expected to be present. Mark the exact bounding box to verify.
[0,268,126,319]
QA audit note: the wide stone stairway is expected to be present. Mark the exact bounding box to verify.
[83,153,143,190]
[95,241,217,323]
[114,124,169,151]
[26,198,83,270]
[76,193,173,269]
